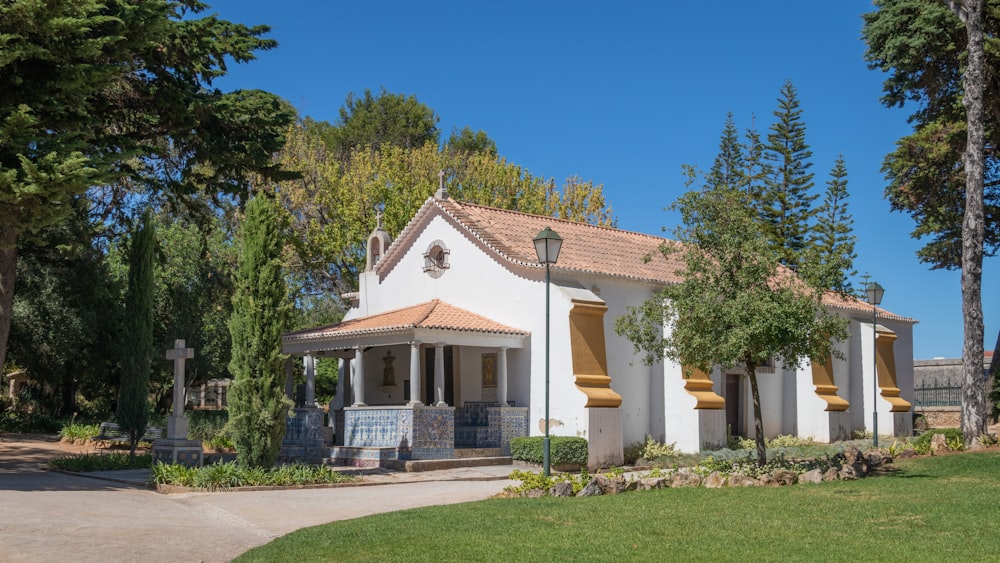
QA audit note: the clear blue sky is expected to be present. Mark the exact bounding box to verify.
[211,0,997,360]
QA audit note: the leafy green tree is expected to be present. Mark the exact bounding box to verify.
[0,0,292,374]
[761,81,817,270]
[809,156,857,294]
[864,0,994,444]
[118,211,155,459]
[324,87,440,163]
[8,199,120,416]
[615,185,847,466]
[227,194,292,468]
[277,120,615,297]
[445,126,498,157]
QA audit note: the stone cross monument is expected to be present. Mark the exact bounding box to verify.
[152,339,204,467]
[166,339,194,439]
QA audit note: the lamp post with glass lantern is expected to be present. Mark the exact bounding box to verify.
[533,226,562,477]
[865,281,885,448]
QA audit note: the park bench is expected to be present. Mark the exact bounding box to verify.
[91,422,164,446]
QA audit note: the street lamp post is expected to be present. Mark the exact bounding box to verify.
[865,281,885,449]
[534,226,562,477]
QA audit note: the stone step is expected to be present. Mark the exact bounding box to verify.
[454,447,502,458]
[382,456,512,472]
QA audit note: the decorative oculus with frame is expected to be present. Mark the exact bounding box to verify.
[423,240,450,278]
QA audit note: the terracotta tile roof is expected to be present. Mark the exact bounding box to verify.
[821,291,916,324]
[424,198,686,284]
[284,299,529,342]
[377,197,914,322]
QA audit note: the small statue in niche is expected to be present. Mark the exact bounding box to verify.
[382,350,396,387]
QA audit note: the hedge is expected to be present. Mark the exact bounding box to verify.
[510,436,588,466]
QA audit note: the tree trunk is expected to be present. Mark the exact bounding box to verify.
[0,226,19,373]
[747,361,767,466]
[951,0,989,445]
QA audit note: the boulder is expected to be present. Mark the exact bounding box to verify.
[551,481,574,497]
[703,471,726,488]
[838,464,859,480]
[895,449,917,459]
[636,477,668,491]
[862,450,889,470]
[822,467,840,482]
[929,433,948,453]
[843,446,861,466]
[799,469,823,484]
[771,469,797,486]
[577,479,603,497]
[595,474,628,495]
[525,488,546,498]
[728,474,759,487]
[671,470,703,488]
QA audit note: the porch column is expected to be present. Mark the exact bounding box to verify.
[434,343,446,406]
[353,347,367,406]
[199,383,206,408]
[284,358,295,401]
[408,341,422,405]
[303,355,316,406]
[497,346,509,406]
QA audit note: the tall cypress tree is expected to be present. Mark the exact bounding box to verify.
[762,81,817,269]
[227,194,292,468]
[118,210,155,459]
[809,156,857,293]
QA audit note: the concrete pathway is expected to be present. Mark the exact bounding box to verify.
[0,435,515,562]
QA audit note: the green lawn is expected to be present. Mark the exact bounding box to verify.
[236,452,1000,562]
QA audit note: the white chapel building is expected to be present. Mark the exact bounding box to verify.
[282,192,915,468]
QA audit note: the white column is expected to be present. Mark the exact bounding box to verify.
[333,358,347,410]
[434,343,446,406]
[353,347,366,406]
[498,346,509,406]
[304,355,316,406]
[409,342,422,405]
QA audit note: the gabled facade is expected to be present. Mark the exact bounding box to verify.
[283,194,916,467]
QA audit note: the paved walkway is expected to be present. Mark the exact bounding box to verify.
[0,434,515,562]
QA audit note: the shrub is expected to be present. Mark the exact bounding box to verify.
[0,411,62,433]
[625,435,678,463]
[187,410,229,443]
[913,427,963,453]
[59,421,101,443]
[150,461,355,491]
[49,452,152,472]
[510,436,588,466]
[505,469,592,495]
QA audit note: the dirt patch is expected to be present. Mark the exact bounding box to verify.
[0,433,132,471]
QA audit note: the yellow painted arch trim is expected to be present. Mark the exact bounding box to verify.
[568,300,622,408]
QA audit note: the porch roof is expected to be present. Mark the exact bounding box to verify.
[282,299,530,355]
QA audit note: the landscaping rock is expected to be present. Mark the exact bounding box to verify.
[703,471,726,488]
[895,449,917,459]
[728,474,759,487]
[636,477,668,491]
[822,467,840,482]
[595,475,627,495]
[577,479,603,497]
[838,464,858,480]
[930,433,948,453]
[551,481,574,497]
[671,470,702,488]
[771,469,797,486]
[843,446,861,466]
[623,480,639,493]
[862,450,889,469]
[525,488,546,498]
[799,469,823,484]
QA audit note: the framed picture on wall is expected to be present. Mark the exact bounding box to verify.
[482,353,497,387]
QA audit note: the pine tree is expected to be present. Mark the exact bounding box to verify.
[227,194,292,468]
[707,113,745,191]
[117,211,155,460]
[809,156,857,294]
[762,81,817,269]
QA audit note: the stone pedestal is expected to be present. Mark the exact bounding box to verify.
[152,438,204,468]
[167,415,188,440]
